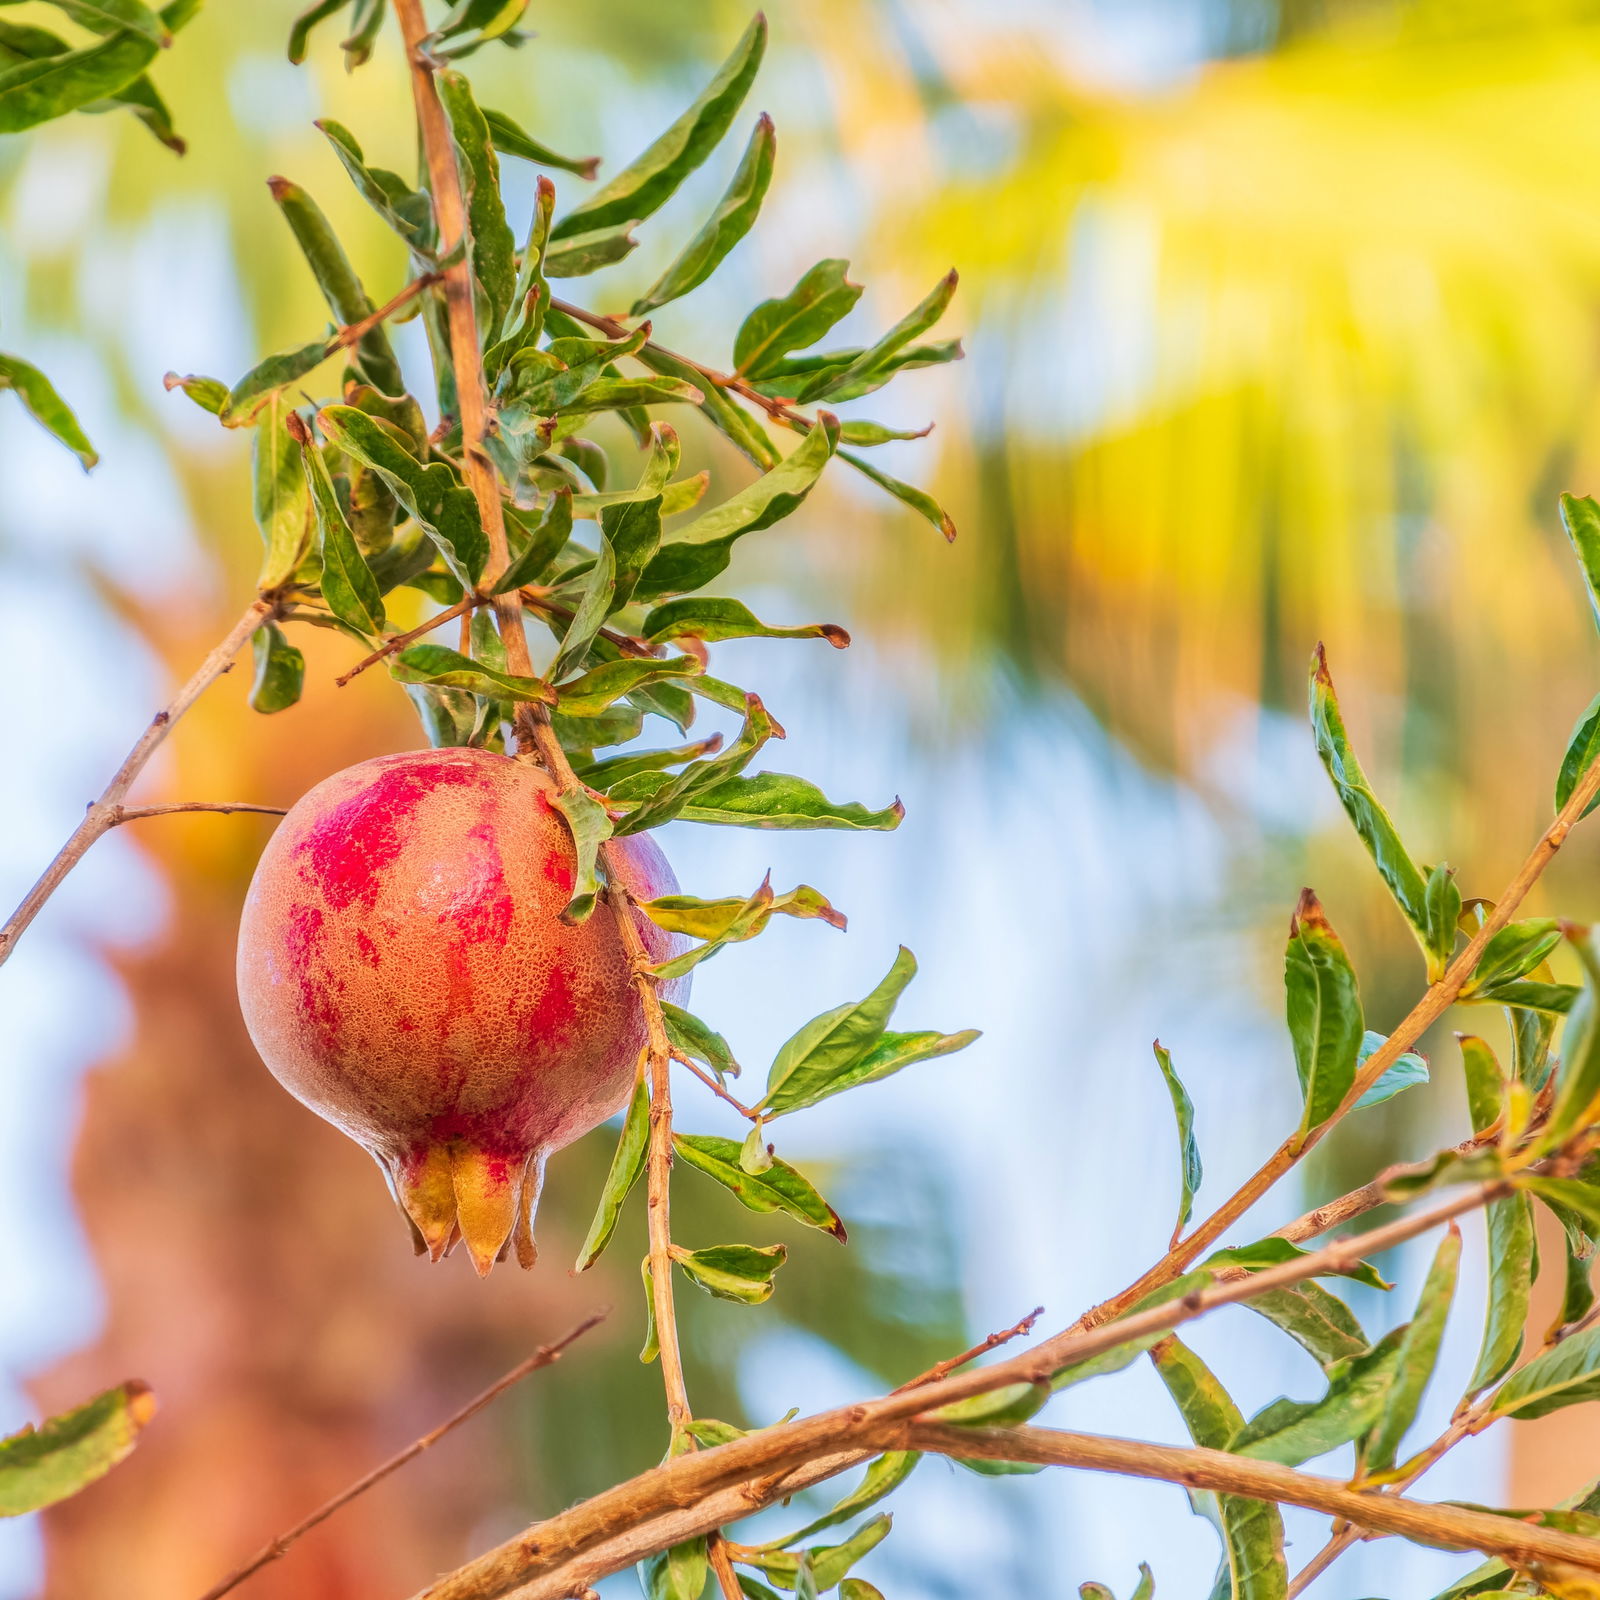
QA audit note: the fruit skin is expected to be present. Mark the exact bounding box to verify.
[236,746,686,1275]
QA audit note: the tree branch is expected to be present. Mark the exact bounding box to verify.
[112,802,288,821]
[0,596,275,970]
[194,1311,606,1600]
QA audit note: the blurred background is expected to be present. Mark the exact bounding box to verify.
[7,0,1600,1595]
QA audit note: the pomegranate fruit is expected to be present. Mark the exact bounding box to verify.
[236,747,686,1276]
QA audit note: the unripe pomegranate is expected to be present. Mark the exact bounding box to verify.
[236,747,686,1276]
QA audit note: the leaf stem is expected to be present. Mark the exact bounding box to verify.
[0,596,275,970]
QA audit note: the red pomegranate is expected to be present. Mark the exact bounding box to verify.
[236,747,686,1276]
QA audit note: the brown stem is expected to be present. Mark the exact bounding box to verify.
[673,1051,761,1122]
[193,1311,606,1600]
[391,0,536,745]
[519,590,660,659]
[335,593,481,686]
[897,1423,1600,1576]
[1080,747,1600,1332]
[0,597,275,971]
[328,270,440,357]
[706,1535,743,1600]
[892,1306,1045,1393]
[409,1181,1499,1600]
[113,803,288,821]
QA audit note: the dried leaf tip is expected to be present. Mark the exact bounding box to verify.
[124,1381,158,1428]
[1290,886,1332,936]
[1561,919,1593,941]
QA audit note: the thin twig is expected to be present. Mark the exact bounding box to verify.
[328,270,440,356]
[892,1306,1045,1392]
[409,1180,1502,1600]
[193,1311,607,1600]
[673,1051,761,1122]
[1079,745,1600,1332]
[0,596,275,970]
[335,593,482,686]
[113,803,288,821]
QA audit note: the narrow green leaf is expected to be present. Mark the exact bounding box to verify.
[660,1002,739,1079]
[554,655,701,718]
[642,596,848,649]
[1468,1191,1534,1394]
[438,70,518,334]
[673,1133,845,1240]
[1284,888,1364,1139]
[631,113,776,316]
[1366,1224,1461,1471]
[1204,1237,1389,1293]
[162,370,227,417]
[544,221,639,278]
[288,0,351,64]
[390,643,551,703]
[762,1452,916,1548]
[339,0,383,69]
[748,338,963,404]
[1544,925,1600,1150]
[0,1382,156,1517]
[301,433,384,637]
[734,258,862,378]
[1151,1339,1288,1600]
[0,27,154,130]
[551,13,766,241]
[1424,862,1462,976]
[639,1536,708,1600]
[1052,1272,1217,1393]
[574,1072,648,1270]
[640,771,905,831]
[1465,919,1562,999]
[317,405,488,585]
[404,683,476,748]
[249,622,305,714]
[316,119,434,250]
[639,343,778,469]
[0,352,96,467]
[252,399,314,592]
[1152,1040,1202,1239]
[840,448,957,541]
[930,1381,1049,1428]
[221,336,332,429]
[673,1241,786,1304]
[1561,492,1600,634]
[549,539,616,682]
[1230,1327,1406,1465]
[839,1583,886,1600]
[552,783,611,923]
[1556,690,1600,822]
[1309,644,1435,967]
[1489,1323,1600,1420]
[838,419,934,447]
[268,177,404,395]
[1458,1034,1507,1136]
[794,271,958,403]
[481,106,598,177]
[602,487,662,614]
[1243,1285,1369,1372]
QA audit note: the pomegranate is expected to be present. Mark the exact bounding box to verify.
[236,747,686,1276]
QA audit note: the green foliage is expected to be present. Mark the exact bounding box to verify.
[1283,888,1364,1139]
[0,1382,156,1517]
[1151,1040,1201,1239]
[0,353,96,467]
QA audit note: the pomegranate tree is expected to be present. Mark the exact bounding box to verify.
[237,747,686,1275]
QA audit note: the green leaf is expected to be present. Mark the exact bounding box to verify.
[1243,1285,1369,1372]
[745,1518,892,1593]
[1203,1237,1389,1293]
[639,1536,709,1600]
[249,622,305,714]
[1465,919,1563,1000]
[673,1133,845,1240]
[1151,1040,1202,1240]
[1544,925,1600,1150]
[577,734,724,790]
[481,106,598,178]
[390,643,551,703]
[0,352,96,467]
[574,1072,648,1271]
[794,271,958,404]
[639,343,778,469]
[544,222,639,278]
[551,14,766,241]
[339,0,384,69]
[1309,645,1436,970]
[438,70,518,335]
[642,596,848,649]
[0,27,154,130]
[0,1382,156,1517]
[930,1380,1049,1429]
[1230,1327,1406,1466]
[1489,1323,1600,1420]
[1366,1224,1461,1471]
[1424,862,1462,984]
[1468,1191,1534,1394]
[682,1417,748,1448]
[553,782,612,923]
[317,406,488,586]
[839,1583,886,1600]
[748,339,962,404]
[660,1002,739,1080]
[1151,1338,1288,1600]
[1352,1029,1429,1111]
[602,488,663,615]
[555,375,703,415]
[404,683,476,748]
[554,655,701,719]
[161,370,228,417]
[268,176,404,395]
[839,448,957,542]
[1562,492,1600,635]
[734,258,862,378]
[637,412,840,601]
[316,118,434,250]
[220,337,331,429]
[494,491,573,595]
[299,435,382,637]
[838,419,934,448]
[644,877,843,978]
[288,0,351,64]
[1556,690,1600,821]
[41,0,168,44]
[673,1241,786,1304]
[1493,979,1578,1018]
[1284,888,1364,1139]
[631,112,776,316]
[649,771,905,832]
[549,540,616,682]
[1459,1034,1507,1136]
[761,1454,916,1550]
